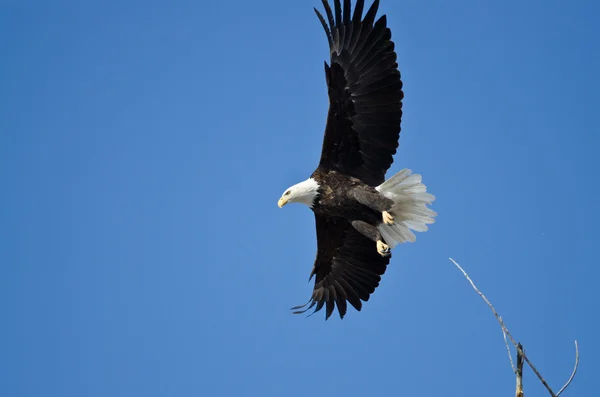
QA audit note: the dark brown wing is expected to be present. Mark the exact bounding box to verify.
[314,0,403,186]
[291,214,391,319]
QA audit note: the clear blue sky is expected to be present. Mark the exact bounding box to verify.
[1,0,599,396]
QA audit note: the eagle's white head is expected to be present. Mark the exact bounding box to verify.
[278,178,320,208]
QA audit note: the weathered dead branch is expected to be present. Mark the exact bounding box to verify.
[449,258,579,397]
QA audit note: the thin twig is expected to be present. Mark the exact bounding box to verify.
[556,340,579,397]
[502,317,516,373]
[449,258,578,397]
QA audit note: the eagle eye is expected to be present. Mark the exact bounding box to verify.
[285,191,291,196]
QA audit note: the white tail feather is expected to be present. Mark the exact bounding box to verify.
[376,169,437,249]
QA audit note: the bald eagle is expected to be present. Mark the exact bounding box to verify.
[278,0,436,320]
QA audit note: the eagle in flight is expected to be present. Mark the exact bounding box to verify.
[278,0,436,319]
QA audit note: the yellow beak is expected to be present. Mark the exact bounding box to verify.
[278,197,288,208]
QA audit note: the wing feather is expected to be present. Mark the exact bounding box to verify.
[292,214,390,319]
[337,278,362,310]
[334,0,342,26]
[314,9,333,47]
[322,0,335,30]
[352,0,365,23]
[314,0,402,186]
[343,0,351,24]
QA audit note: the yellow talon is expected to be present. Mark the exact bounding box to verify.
[382,211,395,225]
[377,240,390,257]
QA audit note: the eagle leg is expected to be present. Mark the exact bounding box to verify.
[352,188,395,226]
[351,220,391,257]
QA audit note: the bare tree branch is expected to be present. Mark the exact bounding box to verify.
[516,343,524,397]
[448,257,579,397]
[556,340,579,397]
[502,317,516,373]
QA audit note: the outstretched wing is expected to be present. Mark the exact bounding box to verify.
[292,214,391,319]
[315,0,404,186]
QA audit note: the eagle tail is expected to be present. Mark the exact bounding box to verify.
[375,169,437,249]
